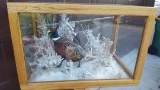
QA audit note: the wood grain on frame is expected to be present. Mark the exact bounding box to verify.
[20,79,138,90]
[7,2,157,90]
[134,16,155,81]
[8,13,28,84]
[113,54,133,78]
[111,16,120,53]
[7,3,156,16]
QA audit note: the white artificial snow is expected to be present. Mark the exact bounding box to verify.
[29,57,129,82]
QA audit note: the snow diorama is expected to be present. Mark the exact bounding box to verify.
[21,14,129,82]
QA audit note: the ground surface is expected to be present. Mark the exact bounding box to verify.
[91,54,160,90]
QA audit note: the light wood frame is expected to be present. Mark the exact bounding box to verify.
[7,2,156,90]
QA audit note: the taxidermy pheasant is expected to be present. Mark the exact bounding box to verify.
[49,27,84,68]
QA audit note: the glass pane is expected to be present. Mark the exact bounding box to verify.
[19,13,131,82]
[116,16,146,73]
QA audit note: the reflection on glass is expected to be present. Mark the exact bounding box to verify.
[20,14,132,82]
[116,16,145,72]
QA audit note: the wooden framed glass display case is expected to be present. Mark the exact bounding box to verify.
[7,2,156,90]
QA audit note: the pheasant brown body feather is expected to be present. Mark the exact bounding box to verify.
[54,37,84,62]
